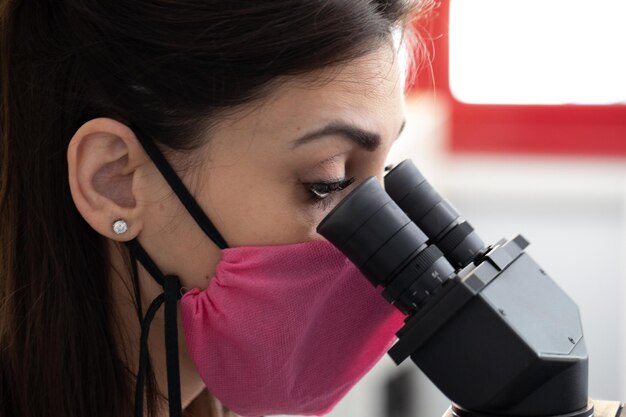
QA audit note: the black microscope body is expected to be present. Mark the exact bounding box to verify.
[317,160,621,417]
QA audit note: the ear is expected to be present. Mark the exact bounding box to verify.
[67,118,151,241]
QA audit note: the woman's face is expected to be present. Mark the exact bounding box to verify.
[138,44,407,288]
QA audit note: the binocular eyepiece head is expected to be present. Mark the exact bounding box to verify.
[317,160,486,315]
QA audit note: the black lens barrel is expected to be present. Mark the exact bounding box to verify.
[381,245,455,313]
[318,177,454,314]
[385,160,486,269]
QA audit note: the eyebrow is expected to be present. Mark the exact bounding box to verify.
[291,119,406,152]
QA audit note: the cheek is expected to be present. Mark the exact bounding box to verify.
[203,174,319,247]
[224,200,321,246]
[138,185,222,290]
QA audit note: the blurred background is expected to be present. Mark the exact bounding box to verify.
[281,1,626,416]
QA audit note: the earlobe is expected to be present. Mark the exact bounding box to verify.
[67,118,149,240]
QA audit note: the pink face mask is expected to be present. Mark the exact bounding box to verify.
[180,239,405,417]
[126,125,405,417]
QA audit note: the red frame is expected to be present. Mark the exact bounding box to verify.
[410,0,626,156]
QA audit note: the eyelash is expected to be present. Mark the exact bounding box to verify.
[304,177,356,210]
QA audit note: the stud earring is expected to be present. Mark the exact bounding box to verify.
[112,219,128,235]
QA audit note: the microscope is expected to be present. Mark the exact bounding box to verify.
[317,160,624,417]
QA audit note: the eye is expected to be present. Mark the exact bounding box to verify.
[305,177,356,201]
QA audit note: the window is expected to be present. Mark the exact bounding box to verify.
[414,0,626,155]
[450,0,626,105]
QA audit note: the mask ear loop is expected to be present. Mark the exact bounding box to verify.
[126,239,182,417]
[130,125,229,251]
[124,126,229,416]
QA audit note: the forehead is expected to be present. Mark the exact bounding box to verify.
[205,45,405,159]
[261,45,403,123]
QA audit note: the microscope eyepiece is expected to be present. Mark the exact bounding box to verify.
[384,160,486,269]
[317,177,454,315]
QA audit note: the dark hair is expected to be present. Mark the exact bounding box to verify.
[0,1,432,416]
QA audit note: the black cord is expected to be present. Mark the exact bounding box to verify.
[163,276,182,417]
[130,125,229,250]
[127,239,183,417]
[123,123,223,416]
[134,294,165,417]
[127,239,164,286]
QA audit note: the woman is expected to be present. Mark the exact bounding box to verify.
[0,1,432,416]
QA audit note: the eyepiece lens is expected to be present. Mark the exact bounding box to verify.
[317,176,455,311]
